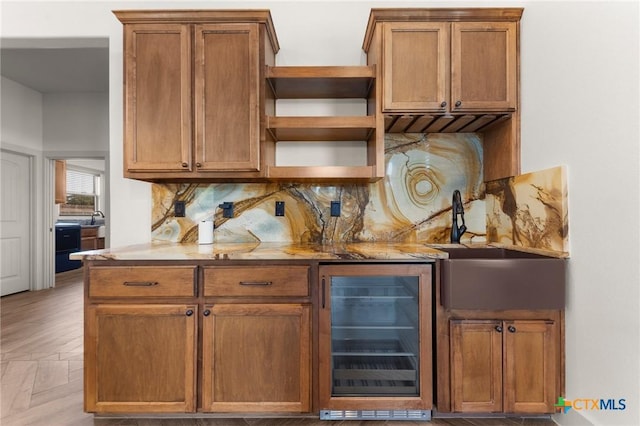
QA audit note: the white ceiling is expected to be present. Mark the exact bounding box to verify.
[1,39,109,93]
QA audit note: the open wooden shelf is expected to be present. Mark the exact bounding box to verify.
[266,66,375,99]
[265,65,383,182]
[267,165,379,182]
[266,116,376,141]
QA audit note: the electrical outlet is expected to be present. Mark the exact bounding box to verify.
[331,201,341,217]
[218,202,234,218]
[275,201,285,217]
[174,201,186,217]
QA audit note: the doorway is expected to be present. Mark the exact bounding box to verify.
[1,37,110,290]
[46,156,108,286]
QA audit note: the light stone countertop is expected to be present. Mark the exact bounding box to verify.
[70,241,446,262]
[70,241,568,262]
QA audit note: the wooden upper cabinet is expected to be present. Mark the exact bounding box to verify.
[382,22,449,112]
[363,8,523,182]
[194,24,260,172]
[114,10,278,181]
[379,20,517,113]
[451,22,518,111]
[123,24,192,173]
[54,160,66,204]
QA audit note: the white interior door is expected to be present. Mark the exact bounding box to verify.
[1,150,31,295]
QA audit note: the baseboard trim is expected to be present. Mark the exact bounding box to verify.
[553,409,594,425]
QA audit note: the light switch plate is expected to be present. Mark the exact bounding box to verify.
[175,201,186,217]
[331,201,341,217]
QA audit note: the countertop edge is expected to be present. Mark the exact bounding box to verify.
[70,241,446,262]
[70,241,569,262]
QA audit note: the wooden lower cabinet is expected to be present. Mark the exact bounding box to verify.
[81,227,99,251]
[450,319,557,414]
[85,304,197,413]
[450,320,502,413]
[201,303,311,412]
[503,320,557,413]
[85,262,313,415]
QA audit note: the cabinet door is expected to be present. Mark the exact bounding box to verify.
[81,236,97,251]
[503,320,557,413]
[201,303,311,412]
[382,22,449,112]
[81,228,98,251]
[123,24,192,173]
[85,304,197,413]
[450,320,503,413]
[451,22,517,111]
[54,160,66,204]
[194,24,260,172]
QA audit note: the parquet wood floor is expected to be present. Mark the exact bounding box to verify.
[1,268,556,426]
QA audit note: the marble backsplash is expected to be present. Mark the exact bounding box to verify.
[151,133,487,244]
[151,134,568,253]
[485,165,569,254]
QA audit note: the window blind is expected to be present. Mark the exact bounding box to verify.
[66,169,97,195]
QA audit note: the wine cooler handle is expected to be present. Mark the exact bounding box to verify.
[321,277,326,309]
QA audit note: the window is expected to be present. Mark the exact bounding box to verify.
[60,168,100,216]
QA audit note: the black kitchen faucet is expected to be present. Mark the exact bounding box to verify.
[450,190,467,243]
[90,210,105,225]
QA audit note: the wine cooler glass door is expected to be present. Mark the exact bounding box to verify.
[330,274,420,396]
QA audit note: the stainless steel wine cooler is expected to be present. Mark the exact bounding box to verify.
[319,264,432,421]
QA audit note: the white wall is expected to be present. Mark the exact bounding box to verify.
[1,1,638,425]
[43,92,109,152]
[66,159,106,172]
[520,2,639,425]
[1,76,43,151]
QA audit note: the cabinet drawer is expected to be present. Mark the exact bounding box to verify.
[204,266,309,297]
[81,227,99,237]
[89,266,196,298]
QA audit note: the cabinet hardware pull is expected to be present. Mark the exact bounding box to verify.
[455,100,462,107]
[123,281,158,287]
[508,325,517,333]
[440,101,447,108]
[495,325,503,333]
[321,277,326,309]
[196,162,202,167]
[203,309,211,317]
[239,281,272,286]
[181,162,188,167]
[185,309,194,316]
